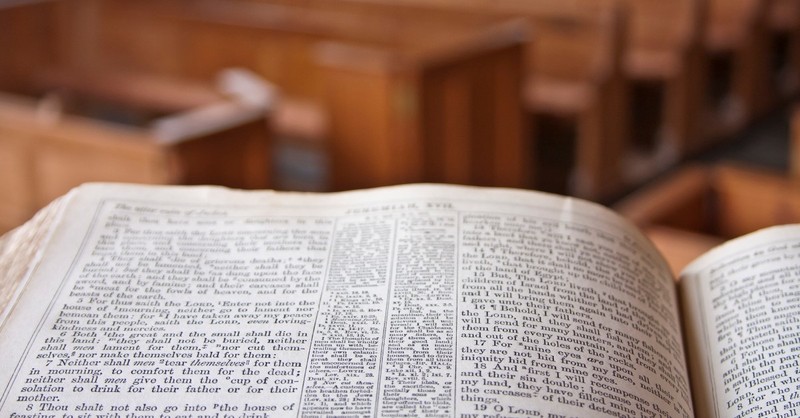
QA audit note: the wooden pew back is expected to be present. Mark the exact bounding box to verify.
[316,22,529,189]
[528,8,618,84]
[0,1,59,90]
[619,0,703,72]
[283,0,622,94]
[700,0,770,137]
[705,0,763,49]
[56,0,530,189]
[319,0,625,199]
[632,0,699,49]
[616,164,800,239]
[765,0,800,98]
[610,0,707,182]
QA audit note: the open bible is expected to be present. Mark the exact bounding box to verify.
[0,183,797,418]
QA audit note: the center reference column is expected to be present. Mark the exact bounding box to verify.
[377,211,457,416]
[300,207,459,416]
[300,212,394,415]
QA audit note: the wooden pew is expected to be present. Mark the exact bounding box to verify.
[53,0,531,191]
[702,0,769,139]
[518,0,628,200]
[262,0,627,199]
[315,30,528,189]
[0,0,59,91]
[616,0,706,175]
[0,68,273,234]
[615,163,800,274]
[616,0,794,164]
[763,0,800,101]
[618,163,800,239]
[789,104,800,179]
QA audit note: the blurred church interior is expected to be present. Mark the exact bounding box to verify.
[2,0,800,272]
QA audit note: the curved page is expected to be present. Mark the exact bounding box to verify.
[0,183,692,417]
[681,225,800,418]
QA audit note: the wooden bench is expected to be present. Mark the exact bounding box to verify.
[0,68,273,234]
[616,0,706,176]
[614,163,800,275]
[763,0,800,102]
[61,0,531,191]
[517,0,628,200]
[789,103,800,179]
[612,0,793,163]
[702,0,769,138]
[266,0,627,199]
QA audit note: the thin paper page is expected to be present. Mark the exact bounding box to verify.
[0,183,692,417]
[681,225,800,418]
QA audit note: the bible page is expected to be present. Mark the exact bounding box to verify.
[681,225,800,418]
[0,183,692,417]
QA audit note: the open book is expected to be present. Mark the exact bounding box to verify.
[0,183,797,417]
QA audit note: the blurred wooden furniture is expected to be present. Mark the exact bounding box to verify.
[50,0,531,191]
[0,0,58,90]
[315,31,528,189]
[0,68,272,234]
[790,104,800,179]
[518,0,628,200]
[702,0,769,139]
[283,0,628,199]
[763,0,800,102]
[615,163,800,275]
[618,0,706,178]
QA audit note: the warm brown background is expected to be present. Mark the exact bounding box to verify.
[2,0,799,272]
